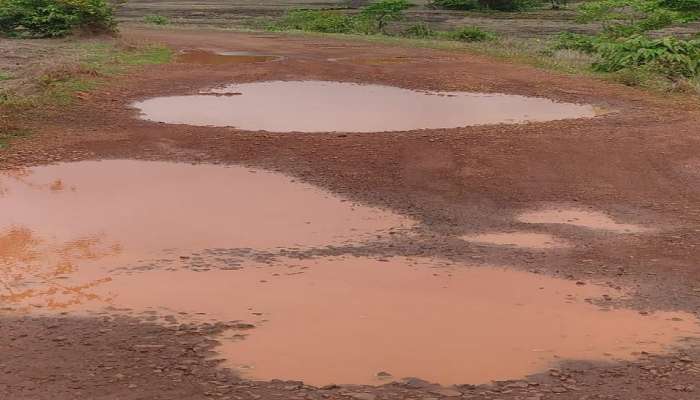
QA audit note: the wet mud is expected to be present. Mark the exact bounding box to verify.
[177,49,281,64]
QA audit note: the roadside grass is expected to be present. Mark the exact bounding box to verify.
[0,42,172,149]
[143,15,171,25]
[267,28,698,96]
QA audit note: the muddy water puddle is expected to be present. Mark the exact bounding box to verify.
[462,231,570,249]
[177,49,282,64]
[519,207,651,234]
[0,160,412,308]
[133,81,597,132]
[2,161,697,387]
[3,252,699,386]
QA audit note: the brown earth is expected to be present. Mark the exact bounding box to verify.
[2,26,700,399]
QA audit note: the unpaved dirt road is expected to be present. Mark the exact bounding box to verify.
[2,27,700,399]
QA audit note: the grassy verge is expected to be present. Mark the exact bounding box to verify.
[35,42,171,106]
[0,41,172,150]
[263,28,699,96]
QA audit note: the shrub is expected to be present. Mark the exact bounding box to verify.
[478,0,541,10]
[0,0,115,38]
[660,0,700,11]
[429,0,480,10]
[446,26,496,41]
[577,0,686,36]
[360,0,411,32]
[402,22,435,37]
[554,32,600,53]
[270,10,357,33]
[143,14,169,25]
[593,35,700,78]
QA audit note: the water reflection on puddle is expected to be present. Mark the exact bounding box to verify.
[177,49,281,64]
[1,161,696,387]
[0,160,412,309]
[133,81,597,133]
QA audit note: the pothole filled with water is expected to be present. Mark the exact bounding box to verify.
[519,207,651,234]
[177,49,282,64]
[1,161,696,387]
[133,81,598,133]
[0,160,413,308]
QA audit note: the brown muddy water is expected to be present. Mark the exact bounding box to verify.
[519,207,651,234]
[177,49,281,64]
[132,81,597,133]
[0,160,412,308]
[461,231,570,249]
[1,161,697,386]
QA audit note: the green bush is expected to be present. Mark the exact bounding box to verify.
[0,0,115,38]
[271,1,411,34]
[360,0,411,32]
[593,35,700,78]
[660,0,700,10]
[143,14,170,25]
[429,0,480,10]
[554,32,600,53]
[577,0,686,37]
[446,26,496,41]
[270,10,358,33]
[478,0,541,10]
[402,22,435,37]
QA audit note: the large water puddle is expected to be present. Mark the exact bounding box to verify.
[2,251,698,386]
[1,161,697,387]
[0,160,412,308]
[133,81,597,133]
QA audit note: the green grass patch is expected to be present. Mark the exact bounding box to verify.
[143,15,171,25]
[0,72,11,81]
[28,43,172,106]
[0,41,173,150]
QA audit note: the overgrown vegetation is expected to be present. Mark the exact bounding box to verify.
[270,0,497,43]
[143,14,170,25]
[553,0,700,89]
[0,0,116,38]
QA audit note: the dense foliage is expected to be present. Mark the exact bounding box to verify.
[556,0,700,82]
[0,0,115,38]
[270,10,359,33]
[594,36,700,77]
